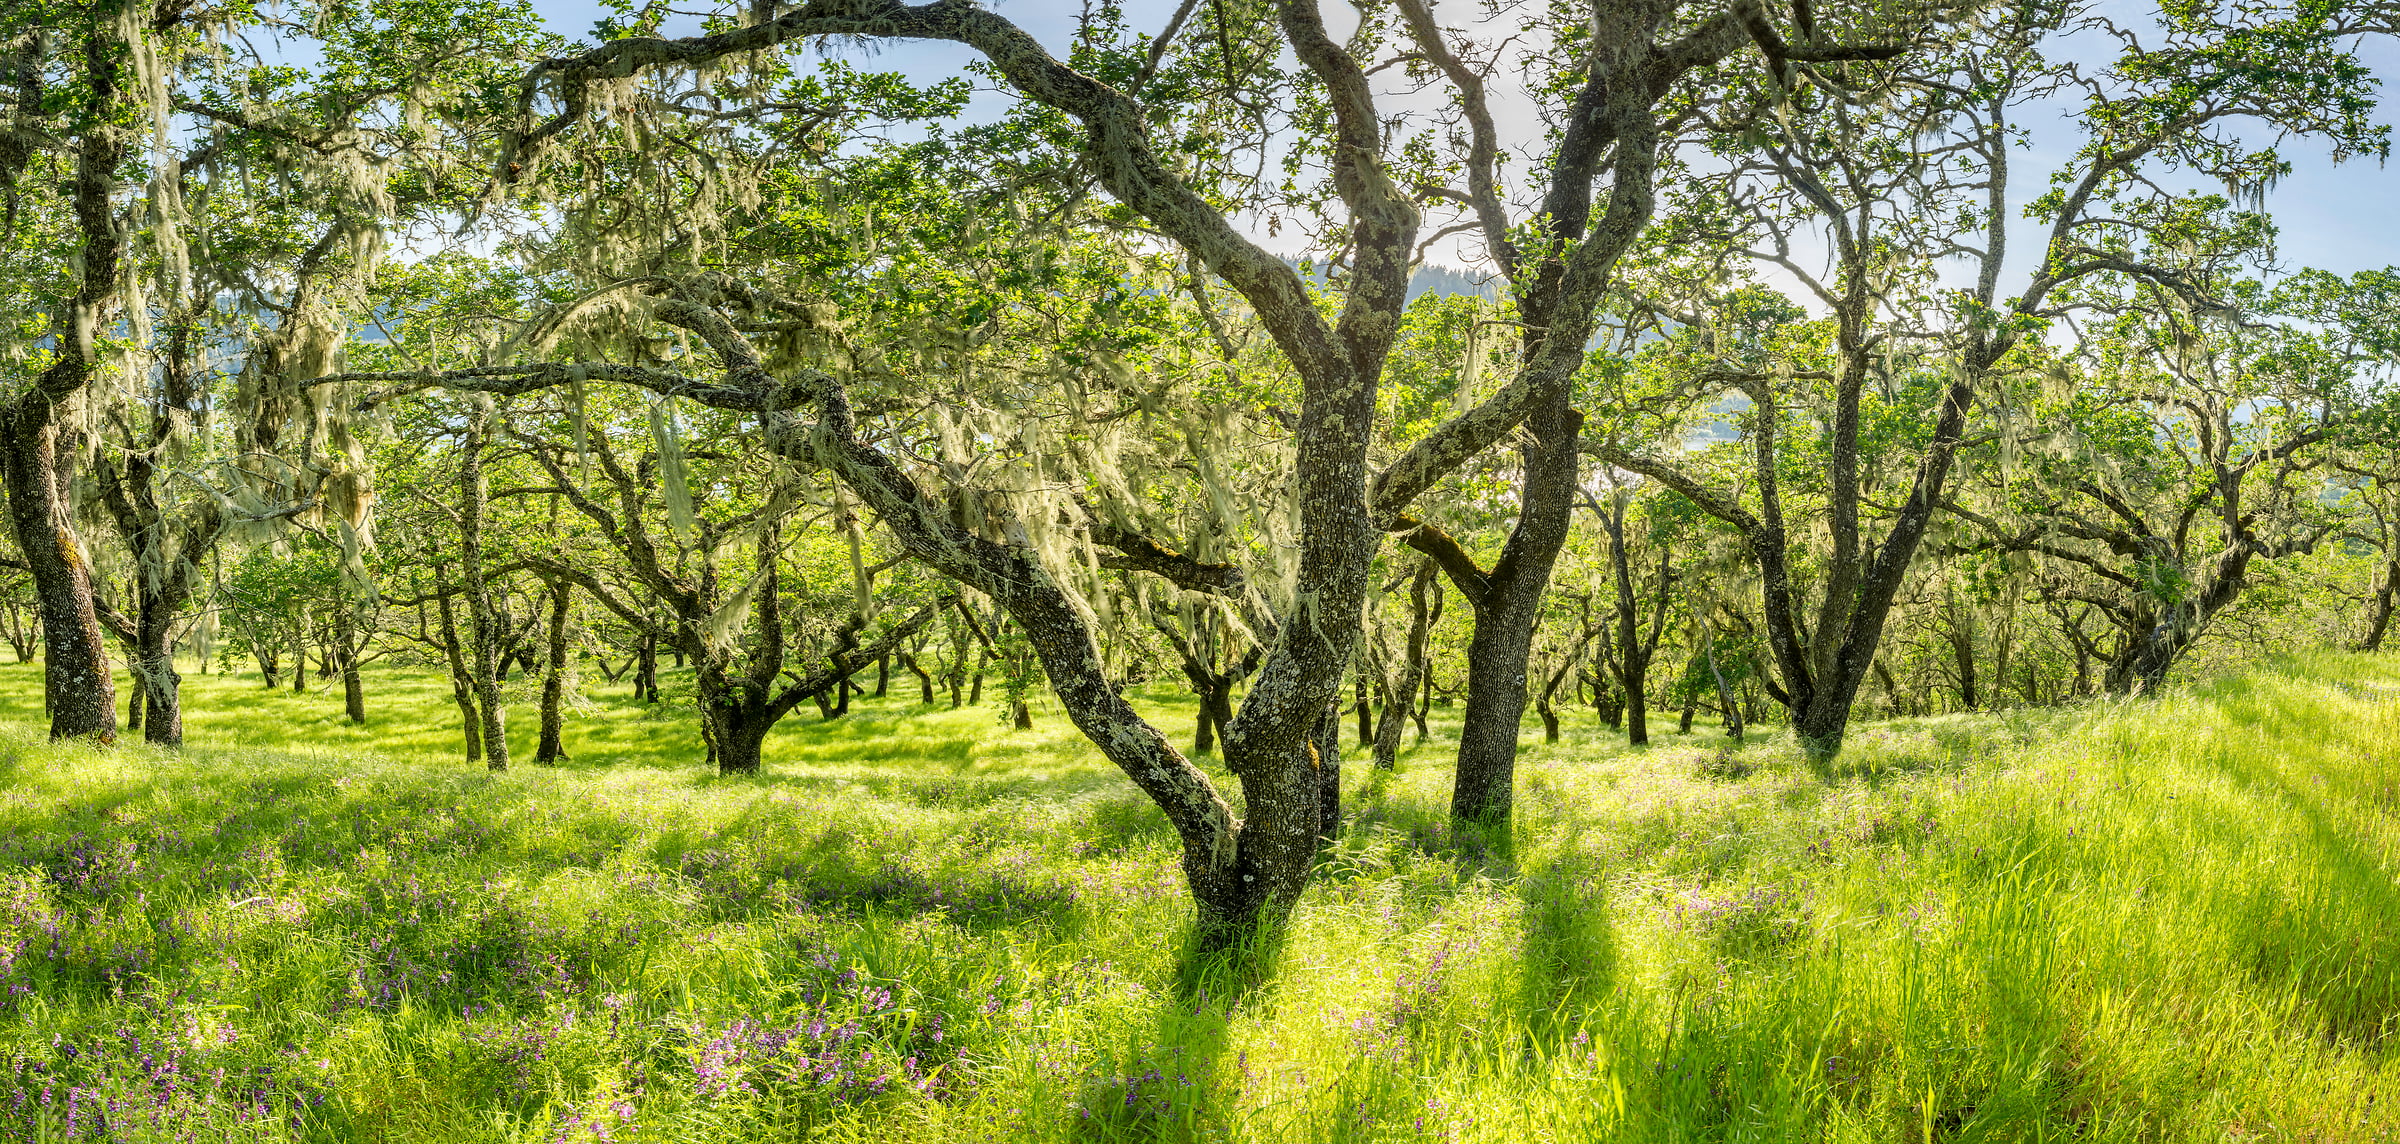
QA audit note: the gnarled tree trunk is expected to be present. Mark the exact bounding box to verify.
[2,410,116,742]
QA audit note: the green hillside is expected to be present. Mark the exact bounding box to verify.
[0,655,2394,1141]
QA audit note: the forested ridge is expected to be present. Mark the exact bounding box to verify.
[1,0,2398,1137]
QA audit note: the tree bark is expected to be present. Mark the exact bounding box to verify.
[459,403,509,771]
[1,409,116,742]
[535,577,573,764]
[1313,700,1342,848]
[1598,494,1674,747]
[106,575,191,748]
[635,629,658,702]
[334,605,367,724]
[1534,655,1577,744]
[1946,608,1979,711]
[2359,555,2396,651]
[1372,559,1436,770]
[1434,400,1583,826]
[1352,668,1372,746]
[899,651,935,703]
[289,616,307,693]
[1677,651,1699,733]
[432,559,483,762]
[133,633,171,738]
[698,691,773,776]
[1194,677,1225,754]
[1705,636,1743,742]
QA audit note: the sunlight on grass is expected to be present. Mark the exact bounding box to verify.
[0,654,2394,1140]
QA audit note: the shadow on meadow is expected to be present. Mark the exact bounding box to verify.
[2180,671,2400,1047]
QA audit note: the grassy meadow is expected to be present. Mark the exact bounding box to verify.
[0,653,2395,1141]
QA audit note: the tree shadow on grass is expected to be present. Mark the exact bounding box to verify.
[1512,854,1621,1046]
[2183,680,2400,1045]
[638,795,1093,933]
[1063,924,1288,1142]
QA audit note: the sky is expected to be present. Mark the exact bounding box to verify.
[519,0,2400,289]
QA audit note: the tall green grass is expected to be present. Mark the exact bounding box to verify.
[0,653,2393,1141]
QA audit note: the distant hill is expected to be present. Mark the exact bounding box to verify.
[1406,263,1501,301]
[1280,257,1501,302]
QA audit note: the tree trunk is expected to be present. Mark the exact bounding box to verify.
[1446,400,1584,826]
[2100,549,2263,697]
[251,641,279,688]
[1180,667,1234,756]
[459,403,508,772]
[1373,561,1435,770]
[1873,658,1903,715]
[1946,611,1979,711]
[874,653,888,698]
[1353,668,1372,747]
[2105,612,2199,696]
[1621,665,1648,744]
[1370,637,1420,766]
[1414,664,1432,739]
[1784,378,1982,755]
[0,13,126,745]
[2,401,119,740]
[635,630,658,702]
[699,689,771,777]
[2360,556,2397,651]
[133,610,182,747]
[334,605,366,724]
[535,578,573,765]
[289,618,307,693]
[432,563,483,762]
[900,652,935,704]
[1705,638,1743,743]
[1314,701,1342,848]
[1193,677,1220,755]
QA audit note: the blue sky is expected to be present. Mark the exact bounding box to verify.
[521,0,2400,284]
